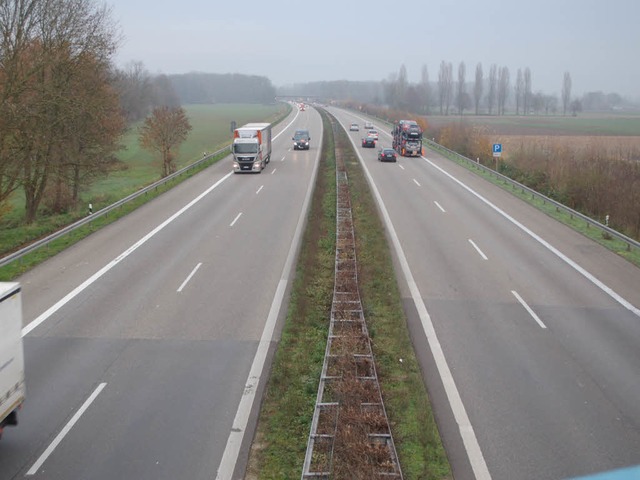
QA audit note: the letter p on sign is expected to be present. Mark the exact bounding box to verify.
[493,143,502,157]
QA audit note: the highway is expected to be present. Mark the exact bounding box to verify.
[0,106,322,479]
[3,103,640,480]
[329,107,640,480]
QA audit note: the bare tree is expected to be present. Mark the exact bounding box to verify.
[421,64,431,114]
[152,74,180,108]
[456,61,466,115]
[497,66,510,115]
[562,71,572,116]
[437,61,453,115]
[382,72,398,107]
[570,98,582,116]
[437,61,447,115]
[532,91,545,115]
[1,0,121,222]
[113,61,154,123]
[544,94,558,115]
[487,64,498,115]
[139,107,192,178]
[515,68,524,115]
[524,67,532,115]
[444,62,453,115]
[0,0,42,213]
[473,63,483,115]
[396,64,408,110]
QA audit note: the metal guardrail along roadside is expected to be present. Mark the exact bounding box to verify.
[345,108,639,253]
[0,146,230,269]
[424,139,640,252]
[302,119,402,479]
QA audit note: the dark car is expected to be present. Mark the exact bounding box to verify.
[378,147,397,162]
[292,129,311,150]
[362,137,376,148]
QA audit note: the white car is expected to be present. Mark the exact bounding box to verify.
[350,123,359,131]
[367,129,379,140]
[364,121,373,129]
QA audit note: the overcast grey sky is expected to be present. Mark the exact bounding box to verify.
[107,0,640,98]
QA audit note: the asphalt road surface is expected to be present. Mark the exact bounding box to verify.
[0,105,322,480]
[330,108,640,480]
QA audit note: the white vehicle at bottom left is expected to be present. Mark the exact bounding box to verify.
[0,282,25,440]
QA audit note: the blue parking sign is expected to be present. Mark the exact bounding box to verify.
[492,143,502,157]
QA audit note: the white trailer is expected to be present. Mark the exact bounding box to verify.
[0,282,25,440]
[231,123,272,173]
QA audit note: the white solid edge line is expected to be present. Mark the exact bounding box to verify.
[21,109,303,338]
[512,290,548,329]
[338,120,492,480]
[177,262,202,293]
[420,155,640,318]
[27,383,107,475]
[215,116,323,480]
[469,239,488,260]
[229,212,242,227]
[22,172,233,337]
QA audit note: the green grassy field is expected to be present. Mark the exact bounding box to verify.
[0,103,290,263]
[425,113,640,136]
[87,103,289,205]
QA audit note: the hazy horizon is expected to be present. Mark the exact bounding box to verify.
[107,0,640,99]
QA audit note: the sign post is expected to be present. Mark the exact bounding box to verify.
[492,143,502,171]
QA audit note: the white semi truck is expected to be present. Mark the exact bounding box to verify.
[231,123,272,173]
[0,282,25,440]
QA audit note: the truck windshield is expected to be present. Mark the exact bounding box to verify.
[234,143,258,154]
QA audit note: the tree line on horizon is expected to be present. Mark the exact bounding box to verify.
[0,0,276,224]
[278,63,635,117]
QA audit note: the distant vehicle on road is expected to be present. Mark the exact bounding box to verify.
[367,130,379,141]
[378,148,397,162]
[364,121,373,129]
[0,282,25,441]
[292,129,311,150]
[362,137,376,148]
[350,123,359,131]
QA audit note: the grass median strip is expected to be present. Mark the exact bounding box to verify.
[246,110,450,479]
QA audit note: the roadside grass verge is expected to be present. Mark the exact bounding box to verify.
[0,148,230,281]
[0,103,291,279]
[426,142,640,268]
[353,108,640,268]
[246,110,451,479]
